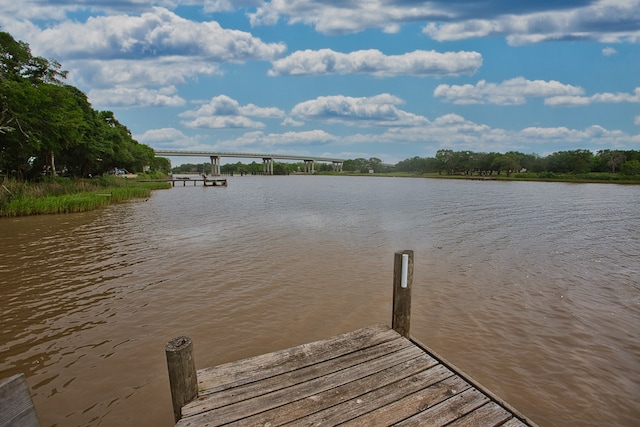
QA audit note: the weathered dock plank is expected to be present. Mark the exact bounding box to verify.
[175,325,535,427]
[0,374,40,427]
[169,251,538,427]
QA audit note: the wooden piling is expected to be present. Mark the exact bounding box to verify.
[392,249,413,338]
[165,336,197,423]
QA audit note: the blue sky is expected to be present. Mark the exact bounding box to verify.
[2,1,639,166]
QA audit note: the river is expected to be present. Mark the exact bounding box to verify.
[1,175,639,426]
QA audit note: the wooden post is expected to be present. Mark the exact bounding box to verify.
[165,336,197,423]
[392,250,413,338]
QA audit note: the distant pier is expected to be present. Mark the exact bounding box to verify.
[140,176,228,187]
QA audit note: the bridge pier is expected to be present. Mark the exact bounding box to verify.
[303,159,315,174]
[262,157,273,175]
[155,151,345,174]
[210,156,221,176]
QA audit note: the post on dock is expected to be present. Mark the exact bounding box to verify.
[165,336,197,423]
[392,249,414,338]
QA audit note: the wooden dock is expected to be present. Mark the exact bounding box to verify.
[166,251,538,426]
[139,177,227,187]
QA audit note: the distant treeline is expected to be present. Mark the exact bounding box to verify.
[174,151,640,178]
[394,149,640,177]
[0,32,170,180]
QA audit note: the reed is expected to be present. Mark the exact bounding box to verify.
[0,176,170,217]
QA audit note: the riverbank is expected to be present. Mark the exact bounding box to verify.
[330,171,640,184]
[0,175,170,217]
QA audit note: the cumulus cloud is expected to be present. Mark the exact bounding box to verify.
[67,58,221,89]
[244,0,640,45]
[269,49,482,77]
[179,95,285,129]
[519,125,627,142]
[3,7,287,107]
[213,129,336,151]
[248,0,449,34]
[135,128,199,150]
[423,0,640,45]
[602,47,618,56]
[369,114,634,152]
[30,7,285,61]
[434,77,585,105]
[635,116,640,126]
[291,94,429,127]
[0,0,71,21]
[545,87,640,106]
[88,85,186,108]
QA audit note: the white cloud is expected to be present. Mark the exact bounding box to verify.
[269,49,482,77]
[136,128,198,150]
[179,95,285,129]
[3,7,287,100]
[423,0,640,45]
[434,77,584,105]
[244,0,640,45]
[88,86,186,108]
[281,117,305,127]
[519,125,627,143]
[602,47,618,56]
[635,116,640,126]
[545,87,640,106]
[67,58,221,89]
[213,129,336,151]
[291,94,429,127]
[249,0,448,34]
[29,8,286,61]
[0,0,71,21]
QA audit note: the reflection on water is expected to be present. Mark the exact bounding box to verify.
[1,176,639,426]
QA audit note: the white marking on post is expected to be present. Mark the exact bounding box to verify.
[401,253,409,288]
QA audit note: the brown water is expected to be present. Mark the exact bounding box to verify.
[1,176,639,426]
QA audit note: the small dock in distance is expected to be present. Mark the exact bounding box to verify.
[166,251,538,427]
[140,176,227,187]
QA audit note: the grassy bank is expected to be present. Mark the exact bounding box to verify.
[0,175,170,217]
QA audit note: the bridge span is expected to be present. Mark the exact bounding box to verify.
[154,150,345,175]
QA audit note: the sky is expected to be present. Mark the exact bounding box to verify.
[1,0,639,166]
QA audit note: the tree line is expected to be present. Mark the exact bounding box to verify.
[0,32,168,180]
[395,149,640,177]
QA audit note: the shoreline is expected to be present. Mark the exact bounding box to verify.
[2,172,638,218]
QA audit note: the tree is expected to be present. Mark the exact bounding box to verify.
[368,157,383,173]
[1,32,156,179]
[492,153,520,176]
[0,32,67,84]
[597,150,626,173]
[620,160,640,176]
[343,158,370,173]
[435,149,454,174]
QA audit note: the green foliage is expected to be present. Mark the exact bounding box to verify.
[394,149,640,181]
[620,160,640,176]
[0,32,155,180]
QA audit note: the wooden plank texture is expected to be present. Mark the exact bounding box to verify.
[0,374,40,427]
[176,325,537,427]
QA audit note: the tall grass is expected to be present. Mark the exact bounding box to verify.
[0,176,170,217]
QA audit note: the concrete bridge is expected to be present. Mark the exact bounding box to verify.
[154,150,345,176]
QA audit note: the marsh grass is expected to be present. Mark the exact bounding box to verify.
[0,176,170,217]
